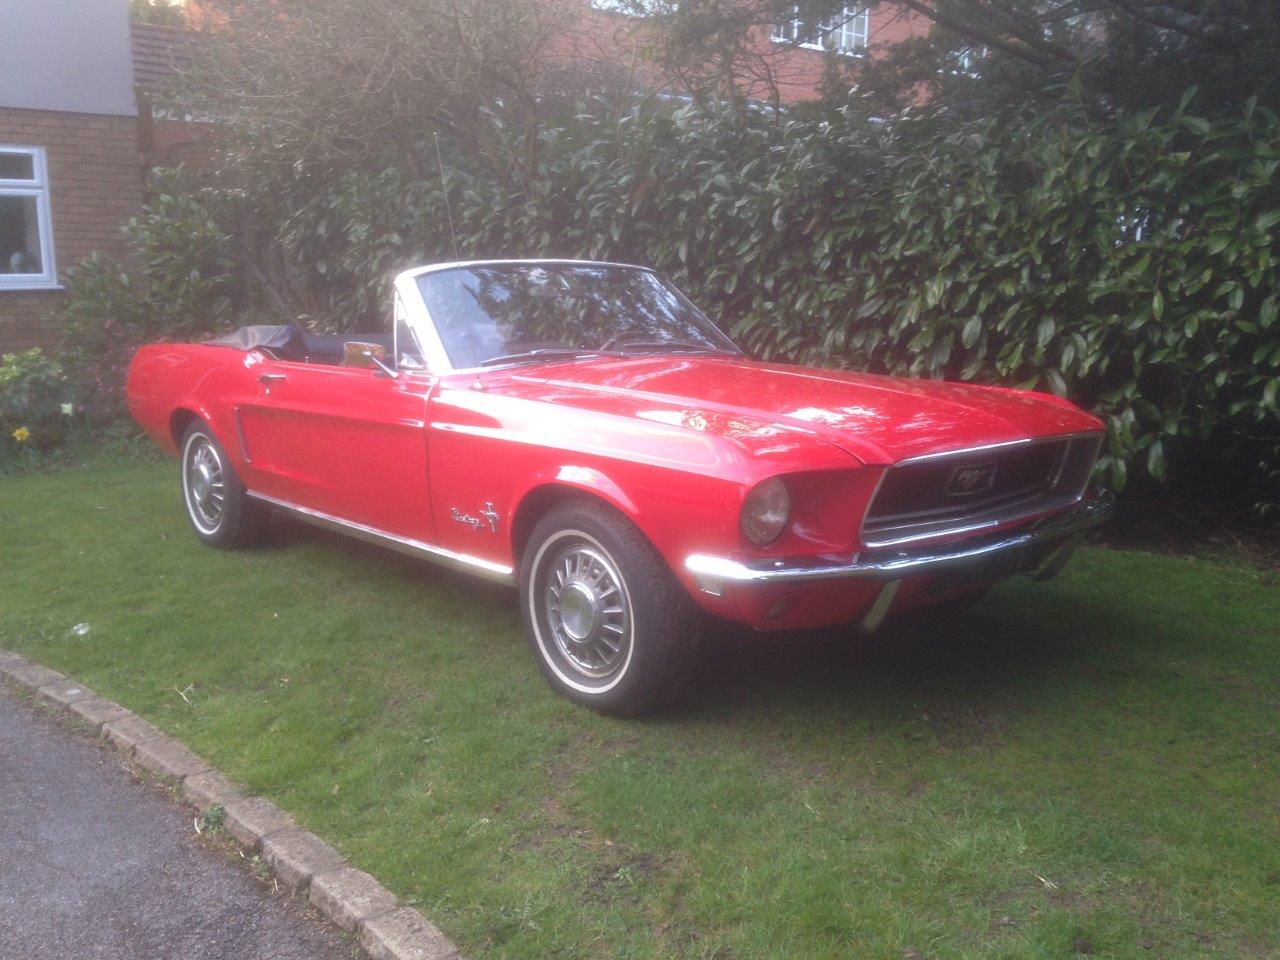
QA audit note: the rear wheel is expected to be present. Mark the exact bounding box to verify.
[520,500,700,715]
[180,421,268,548]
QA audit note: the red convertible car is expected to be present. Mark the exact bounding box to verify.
[128,259,1113,713]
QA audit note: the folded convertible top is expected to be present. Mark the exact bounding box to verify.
[205,324,307,358]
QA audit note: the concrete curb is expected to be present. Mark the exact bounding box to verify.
[1,650,465,960]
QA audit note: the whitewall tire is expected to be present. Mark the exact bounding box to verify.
[520,500,700,715]
[179,421,268,549]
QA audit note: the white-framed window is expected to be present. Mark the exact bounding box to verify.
[0,145,58,290]
[945,45,988,77]
[773,4,871,55]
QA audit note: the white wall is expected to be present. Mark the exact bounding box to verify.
[0,0,137,116]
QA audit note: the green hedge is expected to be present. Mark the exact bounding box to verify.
[253,93,1278,498]
[76,92,1280,502]
[54,177,235,421]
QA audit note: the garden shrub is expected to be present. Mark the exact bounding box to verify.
[205,91,1279,506]
[57,82,1278,509]
[0,348,74,461]
[55,171,235,420]
[0,344,167,474]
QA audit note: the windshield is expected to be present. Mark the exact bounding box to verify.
[414,263,740,369]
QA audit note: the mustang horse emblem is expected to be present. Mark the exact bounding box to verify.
[945,462,998,497]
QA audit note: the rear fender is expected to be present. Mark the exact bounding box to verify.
[167,398,250,471]
[125,343,254,469]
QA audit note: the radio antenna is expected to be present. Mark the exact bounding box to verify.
[433,132,461,262]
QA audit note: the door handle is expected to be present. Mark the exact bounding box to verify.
[258,373,287,384]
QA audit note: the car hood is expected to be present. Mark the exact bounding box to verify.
[510,355,1102,465]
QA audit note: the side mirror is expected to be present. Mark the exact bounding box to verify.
[367,353,399,379]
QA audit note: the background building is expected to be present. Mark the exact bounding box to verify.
[0,0,926,353]
[0,0,143,352]
[569,2,927,105]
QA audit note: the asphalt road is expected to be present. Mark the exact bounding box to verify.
[0,689,354,960]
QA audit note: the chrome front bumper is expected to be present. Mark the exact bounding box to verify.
[684,488,1116,594]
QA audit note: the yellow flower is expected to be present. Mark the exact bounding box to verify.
[11,426,30,443]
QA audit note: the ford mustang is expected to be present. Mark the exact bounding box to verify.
[127,259,1114,713]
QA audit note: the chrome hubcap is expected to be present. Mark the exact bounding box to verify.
[559,581,600,641]
[185,435,225,532]
[544,544,631,681]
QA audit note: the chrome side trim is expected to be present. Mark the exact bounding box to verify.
[684,489,1114,590]
[246,492,516,585]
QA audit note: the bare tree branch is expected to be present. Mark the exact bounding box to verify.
[1105,0,1241,47]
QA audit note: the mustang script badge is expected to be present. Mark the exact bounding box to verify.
[451,501,500,533]
[944,461,998,497]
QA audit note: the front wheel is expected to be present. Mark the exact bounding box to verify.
[180,421,268,549]
[520,501,700,716]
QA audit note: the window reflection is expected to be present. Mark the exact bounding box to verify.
[415,264,737,368]
[0,196,42,274]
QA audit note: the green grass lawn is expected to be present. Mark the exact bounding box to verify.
[2,460,1278,960]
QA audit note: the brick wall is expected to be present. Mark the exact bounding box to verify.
[757,4,931,103]
[558,3,930,105]
[0,108,141,353]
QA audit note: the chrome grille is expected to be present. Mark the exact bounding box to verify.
[862,434,1102,548]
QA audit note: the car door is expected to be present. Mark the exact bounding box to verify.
[236,357,436,544]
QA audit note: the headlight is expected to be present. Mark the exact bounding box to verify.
[741,476,791,546]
